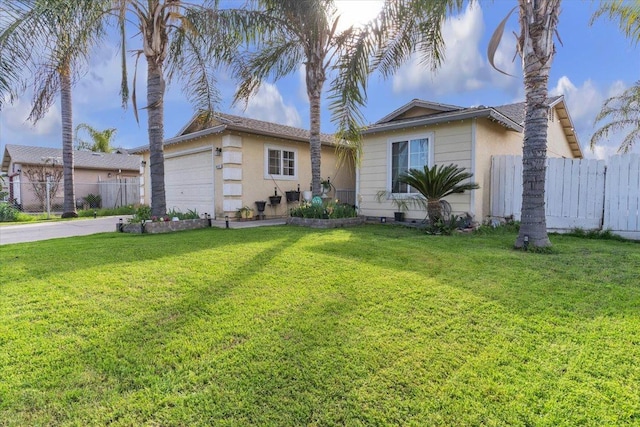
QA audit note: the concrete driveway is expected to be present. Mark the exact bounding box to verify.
[0,216,126,245]
[0,216,287,245]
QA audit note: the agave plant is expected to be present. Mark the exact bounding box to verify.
[399,163,479,223]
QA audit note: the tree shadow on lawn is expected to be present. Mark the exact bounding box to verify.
[0,225,304,282]
[305,225,640,321]
[3,231,310,425]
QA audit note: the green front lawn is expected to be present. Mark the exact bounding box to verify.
[1,226,639,426]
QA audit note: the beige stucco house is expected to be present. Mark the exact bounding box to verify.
[1,145,142,212]
[130,113,355,219]
[358,95,582,222]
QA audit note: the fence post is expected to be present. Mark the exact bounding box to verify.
[46,179,51,219]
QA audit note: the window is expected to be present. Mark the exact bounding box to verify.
[265,146,297,179]
[390,136,430,193]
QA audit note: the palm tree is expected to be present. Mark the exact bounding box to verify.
[0,0,108,218]
[329,0,463,153]
[74,123,117,153]
[513,1,561,249]
[232,0,357,197]
[399,163,479,223]
[590,1,640,153]
[113,0,235,217]
[487,2,561,249]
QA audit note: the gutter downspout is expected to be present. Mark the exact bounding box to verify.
[470,119,477,219]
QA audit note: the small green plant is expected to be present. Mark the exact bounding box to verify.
[78,206,136,217]
[236,206,254,219]
[0,203,19,222]
[565,228,628,242]
[83,193,102,209]
[424,214,461,235]
[289,200,357,219]
[375,190,421,213]
[166,208,200,220]
[128,205,152,223]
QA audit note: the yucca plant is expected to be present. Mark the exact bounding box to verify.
[399,163,479,223]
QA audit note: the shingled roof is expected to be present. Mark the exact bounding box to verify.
[130,112,335,153]
[1,144,141,173]
[362,96,582,158]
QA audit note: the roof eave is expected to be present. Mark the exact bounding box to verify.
[363,109,523,135]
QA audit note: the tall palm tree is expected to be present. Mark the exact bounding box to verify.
[74,123,117,153]
[330,0,463,153]
[590,0,640,153]
[399,163,479,223]
[0,0,108,218]
[232,0,356,197]
[113,0,236,217]
[487,1,561,249]
[513,0,561,249]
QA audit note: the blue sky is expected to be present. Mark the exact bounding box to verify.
[1,0,638,160]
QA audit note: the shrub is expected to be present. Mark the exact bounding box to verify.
[84,194,102,209]
[129,205,152,223]
[166,208,200,220]
[289,200,357,219]
[0,203,19,222]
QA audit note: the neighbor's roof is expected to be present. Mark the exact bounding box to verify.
[363,96,582,158]
[1,144,142,173]
[130,112,335,153]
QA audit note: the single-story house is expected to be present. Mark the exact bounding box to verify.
[357,95,583,222]
[129,113,355,219]
[1,144,142,212]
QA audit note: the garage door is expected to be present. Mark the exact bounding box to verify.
[164,149,214,216]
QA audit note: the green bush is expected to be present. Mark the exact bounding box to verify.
[129,205,152,223]
[0,203,19,222]
[167,208,200,220]
[77,206,136,218]
[83,194,102,209]
[289,201,357,219]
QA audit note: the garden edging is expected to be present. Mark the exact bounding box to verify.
[286,216,364,229]
[118,218,210,234]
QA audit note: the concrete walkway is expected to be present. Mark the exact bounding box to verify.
[0,216,287,245]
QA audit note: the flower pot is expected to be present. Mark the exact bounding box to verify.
[286,191,300,202]
[394,212,405,222]
[255,201,267,212]
[269,195,281,205]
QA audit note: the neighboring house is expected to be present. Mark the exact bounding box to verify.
[129,113,355,218]
[358,95,582,222]
[1,145,142,211]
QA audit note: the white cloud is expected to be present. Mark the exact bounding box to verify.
[551,76,637,158]
[234,82,302,128]
[391,3,520,97]
[1,95,61,147]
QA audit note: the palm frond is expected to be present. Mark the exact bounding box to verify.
[399,163,479,201]
[592,0,640,43]
[591,82,640,153]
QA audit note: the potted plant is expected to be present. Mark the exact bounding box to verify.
[236,206,254,220]
[269,188,281,205]
[375,190,417,222]
[320,178,333,196]
[286,184,301,202]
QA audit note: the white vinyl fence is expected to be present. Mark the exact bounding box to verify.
[491,154,640,239]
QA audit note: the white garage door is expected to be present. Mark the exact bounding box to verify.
[164,149,214,216]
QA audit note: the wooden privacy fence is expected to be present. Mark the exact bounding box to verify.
[98,177,140,209]
[491,154,640,239]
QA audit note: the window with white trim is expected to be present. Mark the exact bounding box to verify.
[390,136,429,193]
[265,146,297,179]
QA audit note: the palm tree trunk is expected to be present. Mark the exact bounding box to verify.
[307,58,325,197]
[515,0,560,249]
[60,68,77,218]
[147,59,167,217]
[427,199,442,223]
